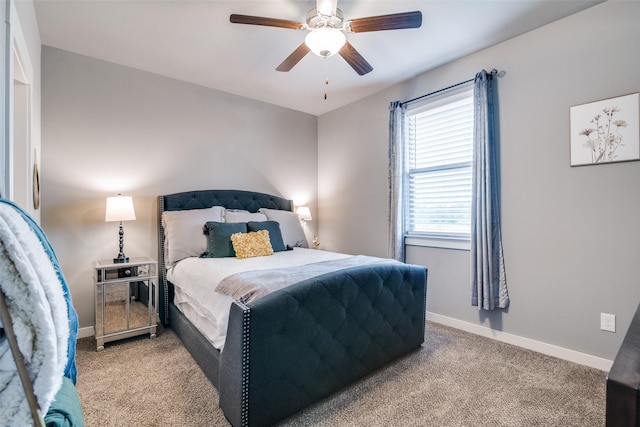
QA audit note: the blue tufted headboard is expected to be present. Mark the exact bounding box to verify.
[157,189,293,324]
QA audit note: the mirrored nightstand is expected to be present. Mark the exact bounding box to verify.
[93,257,158,351]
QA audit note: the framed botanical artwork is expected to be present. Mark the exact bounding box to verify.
[569,92,639,166]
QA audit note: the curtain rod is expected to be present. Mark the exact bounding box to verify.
[401,69,499,107]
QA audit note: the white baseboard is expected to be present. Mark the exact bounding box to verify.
[427,312,613,372]
[76,314,613,371]
[77,326,95,339]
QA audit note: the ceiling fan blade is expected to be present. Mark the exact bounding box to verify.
[230,14,304,30]
[348,11,422,33]
[276,43,311,72]
[339,42,373,76]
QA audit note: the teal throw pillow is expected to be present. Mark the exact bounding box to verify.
[201,222,248,258]
[247,221,286,252]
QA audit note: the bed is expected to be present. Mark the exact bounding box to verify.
[157,189,427,426]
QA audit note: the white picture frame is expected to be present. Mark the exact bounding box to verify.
[569,92,639,166]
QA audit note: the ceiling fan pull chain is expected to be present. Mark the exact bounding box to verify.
[324,76,329,100]
[324,58,329,100]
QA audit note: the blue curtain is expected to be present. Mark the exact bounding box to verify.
[388,101,406,261]
[471,70,509,310]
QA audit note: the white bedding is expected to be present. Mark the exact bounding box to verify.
[167,248,350,349]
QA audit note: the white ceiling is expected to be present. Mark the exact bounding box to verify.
[34,0,603,116]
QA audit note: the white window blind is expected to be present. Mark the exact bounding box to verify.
[405,84,474,240]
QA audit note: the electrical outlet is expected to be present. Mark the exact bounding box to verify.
[601,313,616,332]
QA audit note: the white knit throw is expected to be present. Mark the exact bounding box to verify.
[0,203,69,426]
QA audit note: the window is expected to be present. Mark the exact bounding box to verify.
[405,83,474,243]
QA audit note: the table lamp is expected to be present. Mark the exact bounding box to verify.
[105,194,136,263]
[296,206,312,221]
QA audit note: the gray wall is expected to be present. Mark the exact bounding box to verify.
[318,1,640,361]
[41,47,318,329]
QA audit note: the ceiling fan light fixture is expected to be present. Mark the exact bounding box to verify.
[305,28,346,58]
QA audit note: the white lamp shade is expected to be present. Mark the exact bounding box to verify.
[105,195,136,222]
[296,206,312,221]
[305,28,346,57]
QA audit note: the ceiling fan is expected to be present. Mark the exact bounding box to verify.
[230,0,422,76]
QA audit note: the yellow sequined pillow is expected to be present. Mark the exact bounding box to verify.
[230,229,274,259]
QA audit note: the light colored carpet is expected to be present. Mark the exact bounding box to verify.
[75,322,606,426]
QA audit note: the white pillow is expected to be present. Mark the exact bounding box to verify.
[224,209,267,223]
[258,208,309,248]
[162,206,225,267]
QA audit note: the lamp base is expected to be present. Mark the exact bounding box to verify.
[113,221,129,264]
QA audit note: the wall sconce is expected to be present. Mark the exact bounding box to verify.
[296,206,312,222]
[105,194,136,263]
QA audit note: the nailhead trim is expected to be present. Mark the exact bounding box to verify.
[157,196,169,324]
[240,307,251,427]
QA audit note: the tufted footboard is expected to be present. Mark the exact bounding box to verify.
[219,262,427,427]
